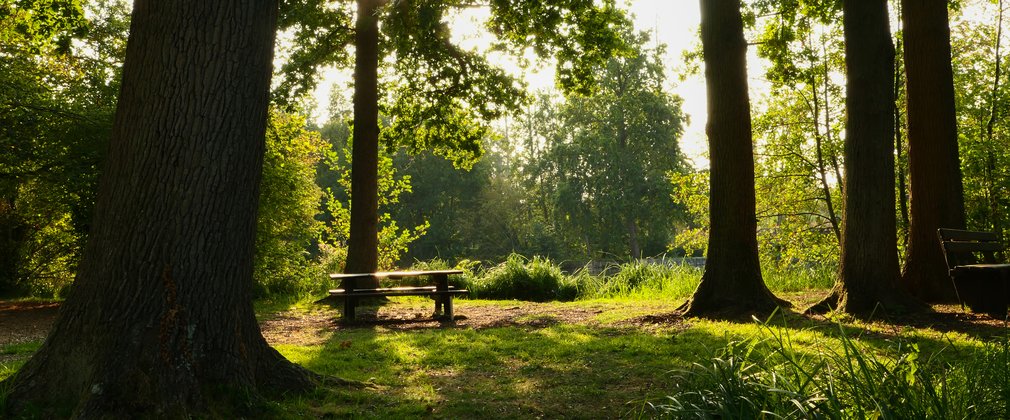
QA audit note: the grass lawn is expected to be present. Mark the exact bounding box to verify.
[257,293,1007,418]
[3,292,1009,418]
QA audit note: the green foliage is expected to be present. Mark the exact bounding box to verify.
[521,30,689,260]
[0,0,124,297]
[589,261,701,300]
[0,0,86,54]
[471,254,579,302]
[316,111,428,272]
[486,0,631,94]
[253,111,330,296]
[669,171,709,256]
[401,255,830,303]
[951,3,1010,242]
[275,0,630,169]
[762,265,835,292]
[273,0,353,106]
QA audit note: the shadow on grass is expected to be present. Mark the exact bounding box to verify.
[272,300,1010,418]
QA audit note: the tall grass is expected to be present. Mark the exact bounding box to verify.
[469,255,580,301]
[408,254,833,303]
[653,317,1010,418]
[763,265,835,293]
[583,261,701,300]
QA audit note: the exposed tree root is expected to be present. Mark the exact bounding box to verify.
[805,285,931,318]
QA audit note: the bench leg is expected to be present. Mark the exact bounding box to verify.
[344,297,356,321]
[445,295,454,321]
[434,273,448,316]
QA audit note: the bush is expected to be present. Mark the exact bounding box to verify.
[471,254,578,301]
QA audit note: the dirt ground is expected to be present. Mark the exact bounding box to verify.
[0,301,59,347]
[2,298,1008,349]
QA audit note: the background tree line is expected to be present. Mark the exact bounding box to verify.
[3,0,1010,302]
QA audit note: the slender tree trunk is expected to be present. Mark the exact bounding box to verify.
[899,0,966,302]
[344,0,383,283]
[626,218,641,260]
[822,47,846,208]
[985,0,1005,243]
[810,74,842,243]
[681,0,786,318]
[809,0,925,316]
[2,1,321,416]
[895,45,911,249]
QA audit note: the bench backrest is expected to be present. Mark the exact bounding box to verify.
[937,228,1003,271]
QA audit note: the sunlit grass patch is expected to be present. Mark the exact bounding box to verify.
[0,341,41,382]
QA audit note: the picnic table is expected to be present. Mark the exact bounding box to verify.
[328,269,467,321]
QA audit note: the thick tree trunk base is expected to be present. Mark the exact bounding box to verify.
[3,338,328,418]
[678,273,791,320]
[805,283,930,318]
[901,264,959,303]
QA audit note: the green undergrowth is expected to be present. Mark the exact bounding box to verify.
[404,255,832,304]
[0,340,42,398]
[263,254,833,305]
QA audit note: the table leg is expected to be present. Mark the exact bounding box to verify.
[344,296,356,321]
[434,274,448,316]
[445,295,454,321]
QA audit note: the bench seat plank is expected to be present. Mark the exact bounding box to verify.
[951,264,1010,272]
[329,269,464,280]
[330,289,468,298]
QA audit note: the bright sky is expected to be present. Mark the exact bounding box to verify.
[312,1,777,168]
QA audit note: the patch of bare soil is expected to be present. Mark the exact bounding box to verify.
[0,301,59,347]
[615,311,692,332]
[877,304,1010,338]
[259,301,614,346]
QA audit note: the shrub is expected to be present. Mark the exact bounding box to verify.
[471,254,577,301]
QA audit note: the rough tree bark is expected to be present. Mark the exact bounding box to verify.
[809,0,925,316]
[343,0,384,285]
[899,0,966,303]
[2,1,320,416]
[680,0,787,318]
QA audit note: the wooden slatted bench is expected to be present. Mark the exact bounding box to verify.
[938,228,1010,316]
[328,269,467,321]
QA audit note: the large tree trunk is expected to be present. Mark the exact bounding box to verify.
[3,1,317,416]
[899,0,966,303]
[809,0,925,316]
[343,0,383,284]
[681,0,786,318]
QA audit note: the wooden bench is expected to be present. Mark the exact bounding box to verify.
[938,228,1010,316]
[328,269,467,321]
